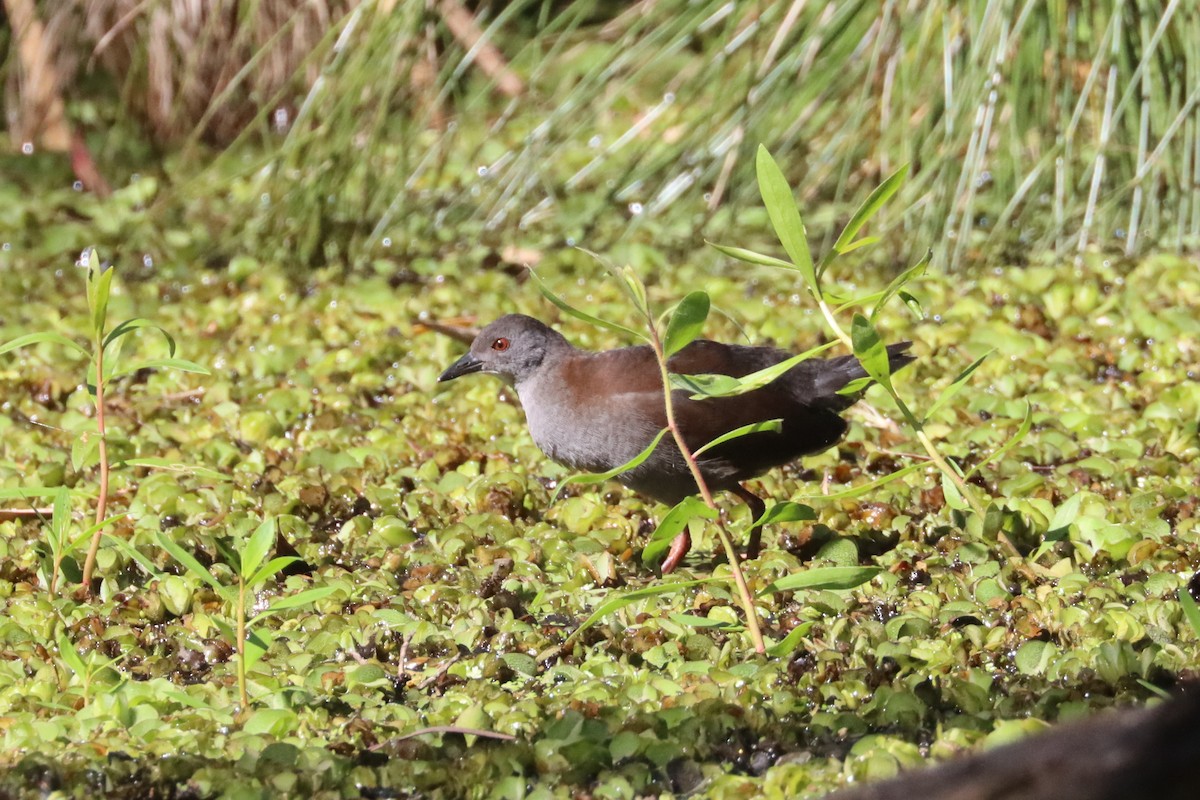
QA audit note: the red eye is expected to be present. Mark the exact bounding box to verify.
[491,337,510,352]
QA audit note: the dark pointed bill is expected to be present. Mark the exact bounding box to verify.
[438,353,485,382]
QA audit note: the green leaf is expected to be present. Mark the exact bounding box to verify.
[693,420,782,458]
[755,501,816,527]
[248,556,300,588]
[765,621,815,658]
[941,471,968,511]
[898,291,923,318]
[103,532,163,580]
[244,629,272,670]
[923,351,992,423]
[88,261,115,338]
[642,496,719,566]
[756,145,816,293]
[611,264,651,318]
[57,633,88,678]
[759,566,881,595]
[71,434,101,473]
[670,340,838,399]
[836,236,881,255]
[0,486,87,501]
[528,269,644,340]
[835,376,874,396]
[120,458,230,481]
[871,250,931,322]
[1180,586,1200,638]
[103,318,177,356]
[833,164,909,255]
[663,291,710,357]
[157,533,224,595]
[49,488,72,550]
[668,613,741,630]
[850,314,894,401]
[793,462,922,501]
[107,358,210,380]
[706,242,796,270]
[966,402,1033,478]
[554,428,669,500]
[240,518,276,580]
[566,578,715,644]
[251,585,337,624]
[0,331,90,360]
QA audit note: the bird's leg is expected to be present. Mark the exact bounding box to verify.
[732,484,767,560]
[661,531,692,574]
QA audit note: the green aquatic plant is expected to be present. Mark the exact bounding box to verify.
[0,249,208,594]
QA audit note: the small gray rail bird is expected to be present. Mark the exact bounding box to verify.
[439,314,913,572]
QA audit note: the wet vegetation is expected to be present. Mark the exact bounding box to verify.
[2,1,1200,798]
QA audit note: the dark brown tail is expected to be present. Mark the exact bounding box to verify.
[810,342,915,408]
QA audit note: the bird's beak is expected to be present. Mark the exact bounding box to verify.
[438,352,484,382]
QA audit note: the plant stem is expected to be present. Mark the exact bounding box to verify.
[647,329,766,654]
[238,578,249,708]
[80,342,109,594]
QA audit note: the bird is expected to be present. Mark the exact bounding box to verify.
[438,314,914,572]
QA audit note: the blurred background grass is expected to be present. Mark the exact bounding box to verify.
[3,0,1199,272]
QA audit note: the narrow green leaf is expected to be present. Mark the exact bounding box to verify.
[0,331,90,360]
[668,613,741,630]
[835,376,874,396]
[693,420,783,458]
[57,633,89,678]
[966,402,1033,478]
[756,145,817,292]
[1180,587,1200,638]
[793,462,922,501]
[851,314,892,390]
[706,242,797,270]
[121,458,230,481]
[670,341,838,399]
[102,532,163,580]
[663,291,710,357]
[941,471,968,510]
[836,236,881,255]
[89,263,115,338]
[566,578,715,643]
[248,556,301,588]
[528,269,644,340]
[50,488,72,547]
[244,629,272,670]
[755,501,816,527]
[240,518,276,580]
[759,566,881,596]
[107,358,210,380]
[157,533,223,593]
[765,621,815,658]
[251,585,337,624]
[923,351,992,422]
[899,291,924,318]
[554,428,669,500]
[612,264,651,318]
[871,250,931,322]
[0,486,87,501]
[642,496,719,566]
[833,164,909,254]
[103,318,177,355]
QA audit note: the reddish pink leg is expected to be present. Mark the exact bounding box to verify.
[661,531,692,574]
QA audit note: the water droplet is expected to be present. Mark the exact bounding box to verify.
[382,237,392,248]
[20,142,33,155]
[628,202,644,215]
[664,92,676,102]
[260,193,271,206]
[588,135,602,148]
[477,165,489,176]
[142,254,154,267]
[1,243,10,251]
[72,181,83,191]
[273,108,289,131]
[565,237,576,247]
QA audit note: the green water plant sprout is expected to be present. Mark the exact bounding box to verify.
[157,517,336,709]
[709,146,1019,518]
[0,249,209,594]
